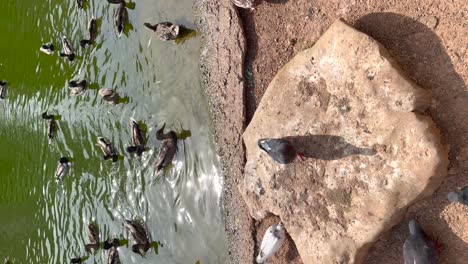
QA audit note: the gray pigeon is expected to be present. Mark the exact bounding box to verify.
[258,138,302,164]
[447,186,468,206]
[403,219,438,264]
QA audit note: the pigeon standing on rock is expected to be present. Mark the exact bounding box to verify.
[256,222,286,263]
[403,219,438,264]
[258,138,303,164]
[447,186,468,206]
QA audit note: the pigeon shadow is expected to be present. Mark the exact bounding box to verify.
[353,12,468,264]
[284,135,376,161]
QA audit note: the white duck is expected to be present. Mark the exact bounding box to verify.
[256,222,286,263]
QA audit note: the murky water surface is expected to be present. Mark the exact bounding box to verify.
[0,0,227,263]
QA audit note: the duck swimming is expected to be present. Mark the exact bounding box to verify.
[80,17,98,48]
[124,219,151,256]
[96,137,118,162]
[231,0,256,10]
[258,138,303,164]
[114,2,128,37]
[126,118,146,156]
[0,81,7,99]
[84,222,100,253]
[256,222,286,263]
[59,36,75,61]
[42,111,57,143]
[70,256,88,263]
[154,123,178,172]
[69,80,87,96]
[98,89,120,104]
[55,157,70,181]
[40,43,54,55]
[144,22,180,41]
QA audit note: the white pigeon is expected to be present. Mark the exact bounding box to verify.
[256,222,286,263]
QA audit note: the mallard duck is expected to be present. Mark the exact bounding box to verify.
[0,81,7,99]
[98,89,120,104]
[114,3,128,37]
[68,80,87,96]
[77,0,85,9]
[107,246,120,264]
[154,123,178,172]
[124,219,151,256]
[84,222,100,253]
[60,36,75,61]
[40,43,54,55]
[80,17,98,48]
[256,222,286,263]
[258,138,303,164]
[96,137,118,162]
[143,22,180,41]
[403,219,438,264]
[126,118,146,156]
[55,157,70,181]
[448,186,468,206]
[231,0,256,10]
[42,111,57,142]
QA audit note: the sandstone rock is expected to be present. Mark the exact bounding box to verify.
[240,19,448,264]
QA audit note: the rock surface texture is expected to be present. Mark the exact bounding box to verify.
[241,20,449,264]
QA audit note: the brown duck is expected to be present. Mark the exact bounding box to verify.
[154,123,178,172]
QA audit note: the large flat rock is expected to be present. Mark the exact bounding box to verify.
[240,19,448,264]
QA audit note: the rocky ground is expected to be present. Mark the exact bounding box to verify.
[197,0,467,263]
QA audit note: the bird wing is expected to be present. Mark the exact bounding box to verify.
[257,225,284,263]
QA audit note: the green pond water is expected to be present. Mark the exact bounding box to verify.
[0,0,228,263]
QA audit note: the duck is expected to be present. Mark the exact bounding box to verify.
[256,222,286,263]
[80,17,98,48]
[448,186,468,206]
[42,111,57,142]
[126,118,146,156]
[124,218,151,256]
[59,36,75,61]
[68,80,87,96]
[96,137,118,162]
[143,22,180,41]
[98,89,120,104]
[231,0,257,11]
[40,43,54,55]
[403,219,438,264]
[107,246,120,264]
[0,80,7,99]
[114,2,128,37]
[154,123,178,172]
[55,157,70,181]
[85,222,100,253]
[76,0,85,9]
[258,138,303,164]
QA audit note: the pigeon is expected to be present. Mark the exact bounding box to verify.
[258,138,303,164]
[403,219,438,264]
[256,222,286,263]
[447,186,468,206]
